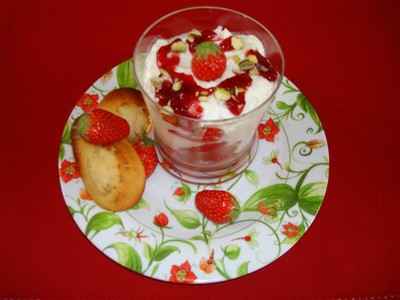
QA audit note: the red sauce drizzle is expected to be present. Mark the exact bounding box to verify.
[157,39,181,73]
[217,73,253,115]
[219,36,234,51]
[246,49,278,82]
[155,72,205,119]
[156,39,208,118]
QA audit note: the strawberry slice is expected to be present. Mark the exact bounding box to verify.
[219,37,234,51]
[76,109,129,145]
[202,127,223,142]
[133,136,158,178]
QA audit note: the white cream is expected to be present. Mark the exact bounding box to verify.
[143,26,276,120]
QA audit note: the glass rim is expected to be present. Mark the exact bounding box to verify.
[133,5,285,124]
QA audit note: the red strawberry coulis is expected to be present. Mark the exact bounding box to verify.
[218,73,253,115]
[155,29,278,118]
[157,39,181,73]
[246,49,278,82]
[219,36,234,51]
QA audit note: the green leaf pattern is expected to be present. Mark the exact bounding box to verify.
[154,245,180,261]
[244,169,259,186]
[143,242,153,261]
[298,182,327,215]
[237,261,249,276]
[166,204,201,229]
[243,183,297,212]
[297,94,322,133]
[224,244,241,260]
[104,242,142,272]
[85,212,124,238]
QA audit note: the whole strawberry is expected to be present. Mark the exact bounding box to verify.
[77,109,129,145]
[191,41,226,81]
[133,137,158,178]
[195,190,240,224]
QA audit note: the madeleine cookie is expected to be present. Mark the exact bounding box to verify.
[72,121,145,211]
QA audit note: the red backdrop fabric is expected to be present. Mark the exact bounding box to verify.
[3,0,400,298]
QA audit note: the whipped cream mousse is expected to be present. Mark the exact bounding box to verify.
[143,26,278,121]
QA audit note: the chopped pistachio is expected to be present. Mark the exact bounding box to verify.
[150,77,162,89]
[190,29,202,36]
[231,36,244,50]
[199,96,209,102]
[249,67,259,76]
[231,55,241,64]
[171,41,187,53]
[239,59,256,71]
[214,88,231,101]
[172,80,182,91]
[200,90,209,96]
[187,35,194,43]
[159,68,168,76]
[163,106,173,113]
[247,54,258,64]
[235,87,245,95]
[159,68,171,80]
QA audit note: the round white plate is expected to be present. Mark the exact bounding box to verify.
[58,59,329,284]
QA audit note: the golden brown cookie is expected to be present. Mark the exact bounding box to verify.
[72,120,145,212]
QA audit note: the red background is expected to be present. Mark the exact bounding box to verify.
[3,0,400,298]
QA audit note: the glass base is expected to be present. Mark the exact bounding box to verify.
[156,137,259,185]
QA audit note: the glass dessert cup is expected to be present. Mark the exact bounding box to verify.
[134,6,284,184]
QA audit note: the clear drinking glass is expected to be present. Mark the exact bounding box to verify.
[134,6,284,184]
